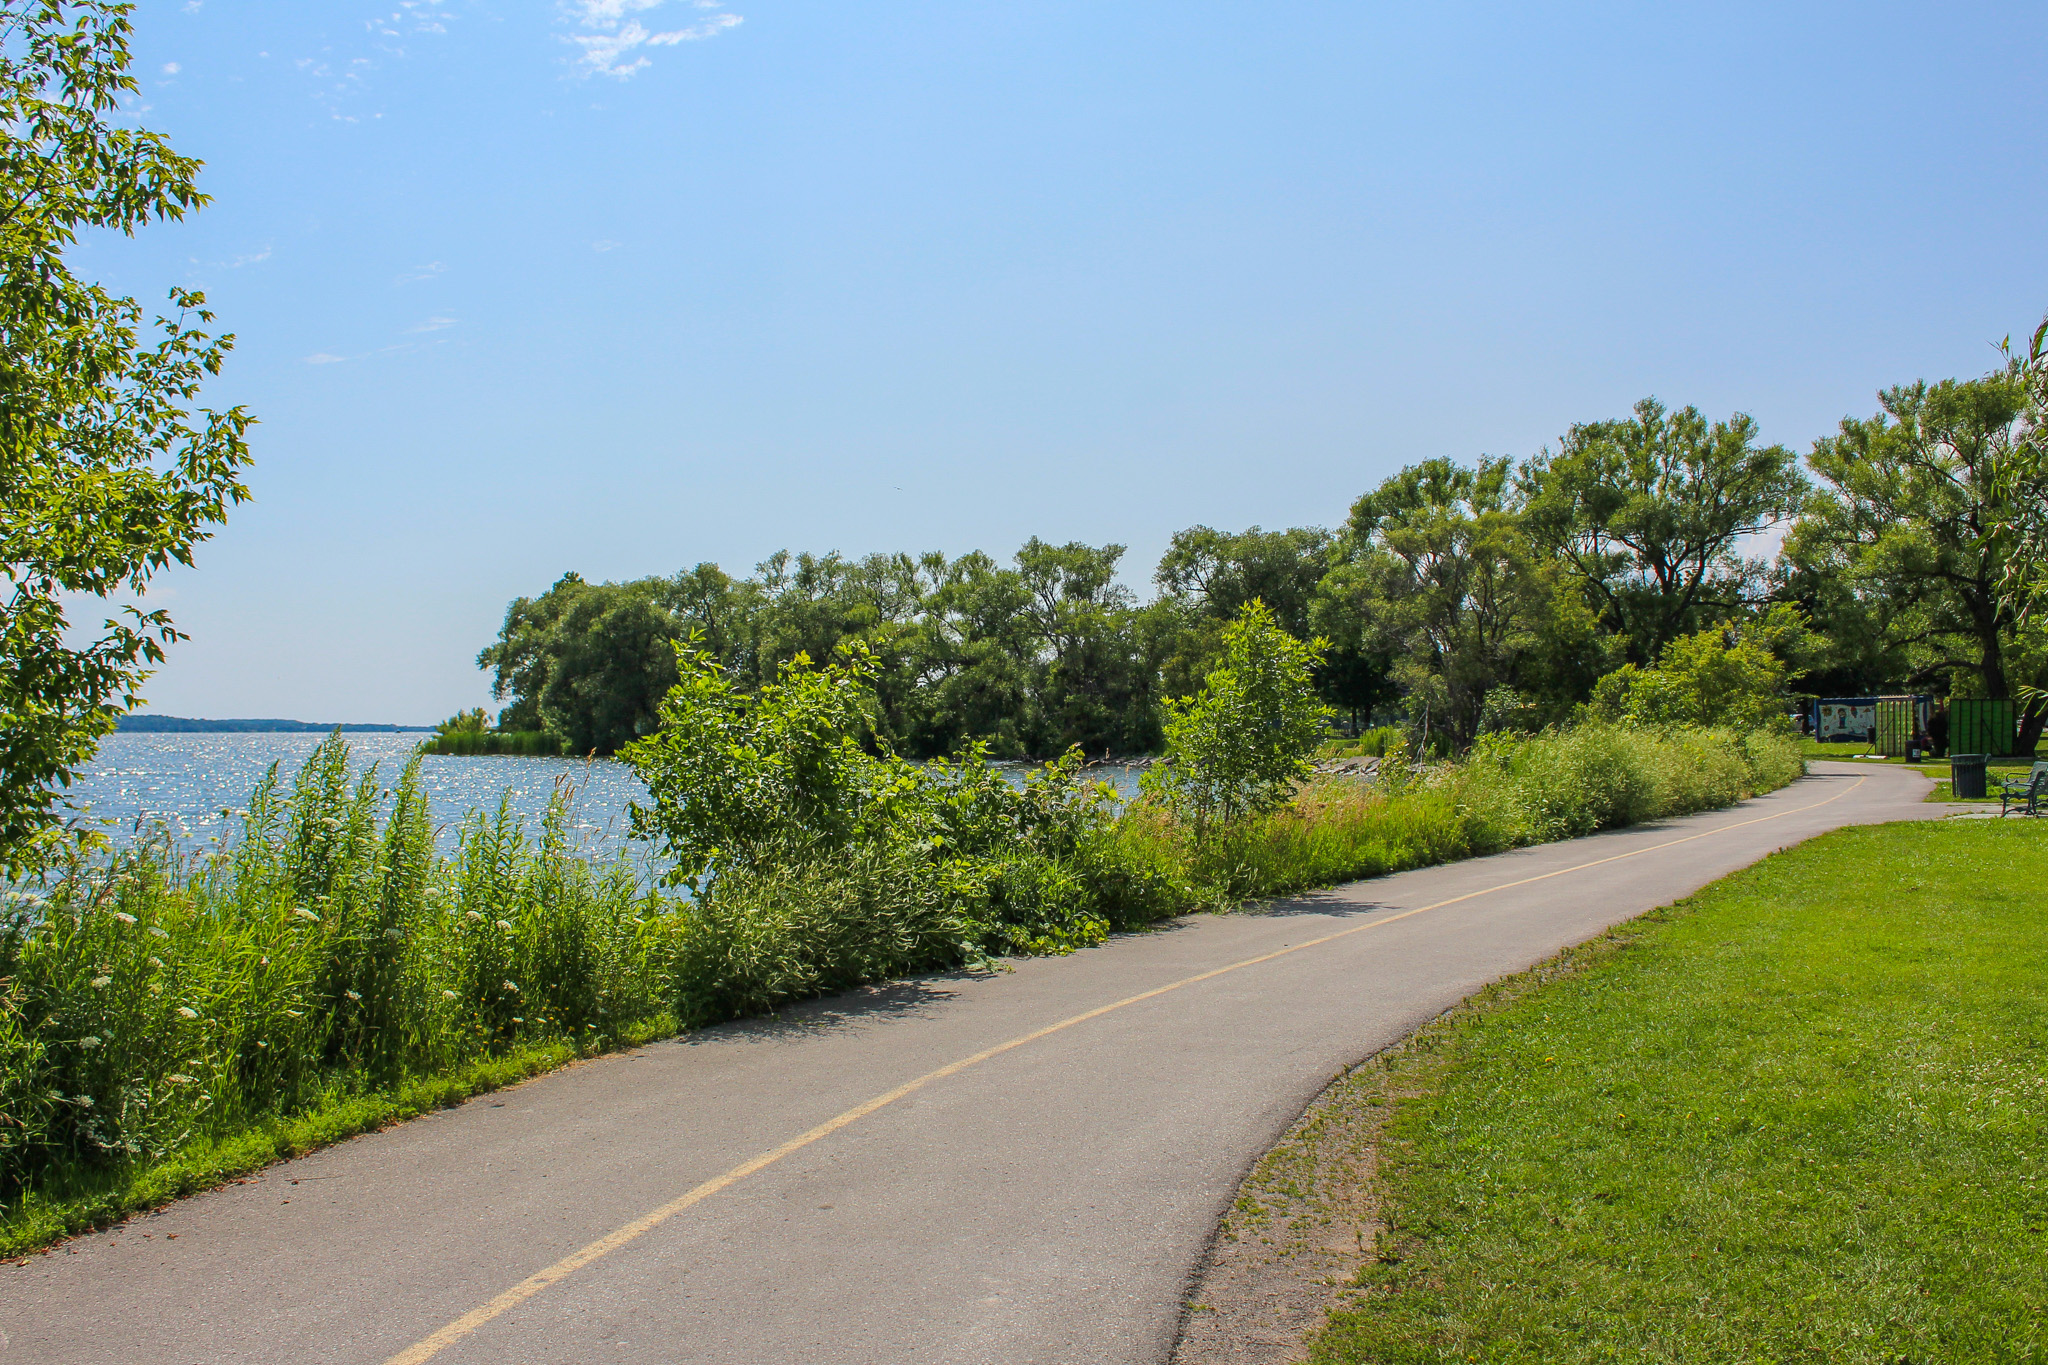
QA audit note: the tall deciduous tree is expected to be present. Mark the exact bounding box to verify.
[1154,524,1332,639]
[0,1,253,866]
[1150,522,1388,721]
[1785,369,2047,749]
[1319,458,1549,751]
[1521,399,1805,664]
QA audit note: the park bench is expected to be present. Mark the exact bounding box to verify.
[1996,761,2048,817]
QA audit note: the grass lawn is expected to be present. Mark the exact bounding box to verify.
[1309,819,2048,1364]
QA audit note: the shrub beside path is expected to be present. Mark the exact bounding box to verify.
[1,762,1936,1365]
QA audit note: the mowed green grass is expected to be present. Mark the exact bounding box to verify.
[1311,819,2048,1364]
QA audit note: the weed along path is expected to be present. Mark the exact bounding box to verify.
[3,762,1939,1365]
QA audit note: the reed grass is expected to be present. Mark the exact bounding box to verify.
[0,737,672,1239]
[1094,723,1804,911]
[0,722,1799,1253]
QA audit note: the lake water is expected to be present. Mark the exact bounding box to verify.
[68,733,651,858]
[66,733,1147,861]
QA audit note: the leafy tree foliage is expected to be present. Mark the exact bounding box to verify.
[1994,318,2048,629]
[1589,609,1806,732]
[622,637,1120,968]
[476,573,687,753]
[1784,369,2047,748]
[1141,601,1329,838]
[623,640,887,884]
[1155,524,1330,631]
[1521,399,1805,663]
[473,349,2048,763]
[480,542,1164,758]
[0,1,252,867]
[1318,458,1559,752]
[1150,522,1389,721]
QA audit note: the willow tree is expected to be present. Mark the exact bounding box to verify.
[0,1,252,866]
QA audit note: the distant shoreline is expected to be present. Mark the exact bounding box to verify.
[117,716,436,734]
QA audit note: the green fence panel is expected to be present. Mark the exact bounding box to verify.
[1874,699,1916,756]
[1951,698,2017,757]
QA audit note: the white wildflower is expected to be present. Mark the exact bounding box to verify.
[465,910,483,922]
[345,989,362,1001]
[383,928,404,941]
[167,1074,195,1085]
[80,1036,102,1049]
[176,1006,199,1020]
[441,990,458,1000]
[495,919,512,932]
[293,907,320,922]
[501,980,518,992]
[147,925,169,939]
[113,911,137,924]
[90,975,112,989]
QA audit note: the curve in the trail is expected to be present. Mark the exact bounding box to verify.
[388,772,1874,1365]
[2,762,1939,1365]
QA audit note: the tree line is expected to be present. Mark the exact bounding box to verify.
[475,356,2048,760]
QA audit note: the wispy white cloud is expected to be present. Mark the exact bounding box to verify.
[161,61,181,75]
[407,316,457,333]
[398,261,446,283]
[304,353,348,365]
[591,239,621,252]
[289,1,735,120]
[561,0,742,79]
[293,2,455,121]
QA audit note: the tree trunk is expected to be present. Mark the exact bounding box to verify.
[2018,699,2045,757]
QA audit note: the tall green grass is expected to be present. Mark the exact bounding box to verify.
[0,739,668,1202]
[0,722,1799,1249]
[1094,723,1804,912]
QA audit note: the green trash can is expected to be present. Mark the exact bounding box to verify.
[1951,754,1988,800]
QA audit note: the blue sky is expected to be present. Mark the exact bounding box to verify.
[95,0,2048,724]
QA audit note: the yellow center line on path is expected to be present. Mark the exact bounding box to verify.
[383,774,1868,1365]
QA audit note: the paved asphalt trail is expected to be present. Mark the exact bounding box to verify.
[4,762,1939,1365]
